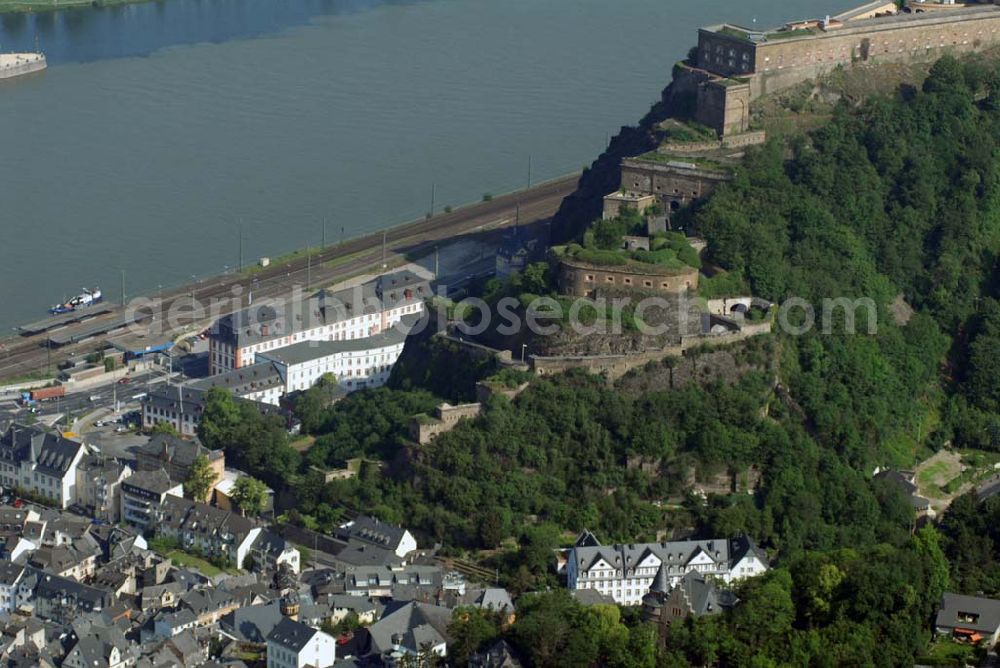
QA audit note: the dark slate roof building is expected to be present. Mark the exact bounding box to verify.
[364,600,453,659]
[134,433,224,484]
[0,424,86,509]
[935,592,1000,646]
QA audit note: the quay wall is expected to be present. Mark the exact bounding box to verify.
[0,54,46,81]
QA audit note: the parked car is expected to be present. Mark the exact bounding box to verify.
[117,377,131,385]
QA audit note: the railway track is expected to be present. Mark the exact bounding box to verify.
[0,173,578,383]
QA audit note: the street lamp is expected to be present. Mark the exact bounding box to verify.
[521,344,527,364]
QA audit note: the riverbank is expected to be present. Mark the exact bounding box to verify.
[0,172,579,383]
[0,0,141,14]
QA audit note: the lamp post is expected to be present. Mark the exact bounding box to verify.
[521,344,527,364]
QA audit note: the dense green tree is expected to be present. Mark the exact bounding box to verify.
[183,454,216,502]
[231,476,269,516]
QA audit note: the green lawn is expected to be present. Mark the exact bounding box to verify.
[165,550,235,577]
[917,638,983,667]
[917,460,952,489]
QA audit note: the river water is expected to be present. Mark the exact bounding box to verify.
[0,0,853,331]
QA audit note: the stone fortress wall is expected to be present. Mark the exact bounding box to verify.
[619,158,732,212]
[557,256,700,298]
[692,2,1000,135]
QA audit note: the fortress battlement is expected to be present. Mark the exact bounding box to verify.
[691,2,1000,134]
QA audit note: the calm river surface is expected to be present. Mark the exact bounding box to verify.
[0,0,853,330]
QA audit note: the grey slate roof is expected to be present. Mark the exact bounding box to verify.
[266,617,318,653]
[122,469,177,496]
[187,362,283,395]
[366,601,452,656]
[215,270,429,349]
[338,515,410,553]
[26,566,108,613]
[458,588,515,614]
[935,592,1000,635]
[730,535,769,567]
[258,321,411,367]
[573,538,732,573]
[220,601,284,643]
[0,423,84,478]
[0,561,24,587]
[672,570,734,616]
[136,434,220,469]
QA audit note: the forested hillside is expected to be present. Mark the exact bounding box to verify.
[195,56,1000,665]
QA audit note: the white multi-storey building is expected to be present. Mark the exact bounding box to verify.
[565,533,768,606]
[258,322,409,395]
[0,424,87,509]
[266,617,336,668]
[209,270,429,375]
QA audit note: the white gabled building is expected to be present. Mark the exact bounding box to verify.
[266,617,336,668]
[566,533,768,607]
[0,424,87,509]
[336,515,417,559]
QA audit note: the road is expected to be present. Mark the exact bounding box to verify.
[0,366,174,428]
[0,173,578,383]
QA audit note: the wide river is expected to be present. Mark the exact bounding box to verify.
[0,0,853,331]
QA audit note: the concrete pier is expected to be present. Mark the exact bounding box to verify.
[0,53,47,81]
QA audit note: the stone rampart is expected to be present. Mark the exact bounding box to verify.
[619,157,732,211]
[529,315,773,381]
[691,7,1000,131]
[557,257,699,298]
[661,130,767,154]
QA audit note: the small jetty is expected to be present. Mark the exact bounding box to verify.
[0,53,46,81]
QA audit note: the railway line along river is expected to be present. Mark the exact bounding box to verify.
[0,0,853,332]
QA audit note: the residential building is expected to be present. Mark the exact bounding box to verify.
[22,567,110,623]
[134,433,225,487]
[0,506,42,561]
[0,562,25,615]
[209,270,428,375]
[336,515,417,559]
[266,617,336,668]
[247,530,301,575]
[565,533,768,606]
[219,601,285,644]
[28,539,101,581]
[74,455,131,523]
[935,592,1000,646]
[0,424,87,509]
[365,600,452,661]
[120,470,183,533]
[178,587,245,627]
[158,496,260,570]
[62,635,128,668]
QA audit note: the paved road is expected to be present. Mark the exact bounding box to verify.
[0,367,173,431]
[0,173,577,383]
